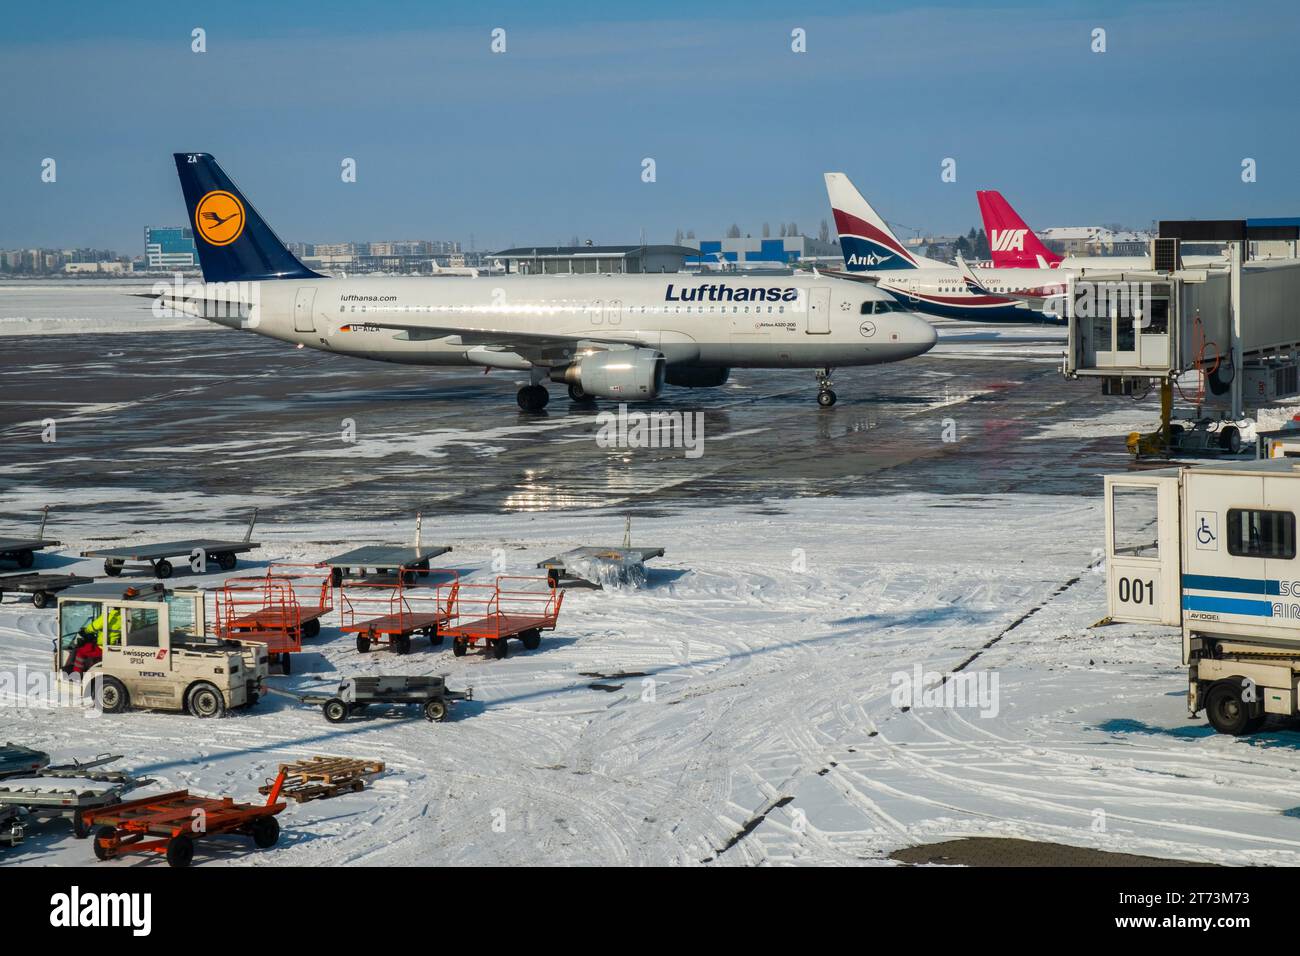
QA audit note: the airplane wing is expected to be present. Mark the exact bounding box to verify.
[954,255,1066,307]
[338,319,645,366]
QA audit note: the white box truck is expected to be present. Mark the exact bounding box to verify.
[1105,458,1300,734]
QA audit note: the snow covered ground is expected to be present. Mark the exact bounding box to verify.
[0,281,209,335]
[4,495,1300,868]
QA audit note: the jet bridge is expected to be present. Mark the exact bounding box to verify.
[1064,223,1300,457]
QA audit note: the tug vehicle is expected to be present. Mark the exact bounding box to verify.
[55,582,269,717]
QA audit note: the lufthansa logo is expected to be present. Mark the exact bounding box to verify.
[194,190,246,246]
[859,320,876,337]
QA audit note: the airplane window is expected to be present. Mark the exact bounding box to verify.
[779,306,784,313]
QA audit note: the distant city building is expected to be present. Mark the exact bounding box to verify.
[144,226,198,269]
[63,261,126,274]
[1038,226,1152,257]
[488,244,698,275]
[685,235,840,268]
[297,239,464,274]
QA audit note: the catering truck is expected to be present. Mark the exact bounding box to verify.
[1105,458,1300,734]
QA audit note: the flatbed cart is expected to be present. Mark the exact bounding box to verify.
[0,774,147,839]
[0,505,59,569]
[82,508,261,579]
[339,569,458,655]
[0,571,94,608]
[268,675,472,723]
[319,513,451,586]
[83,770,287,868]
[441,575,564,659]
[537,517,664,587]
[215,566,332,674]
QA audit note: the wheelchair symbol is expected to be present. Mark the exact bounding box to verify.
[1197,517,1216,546]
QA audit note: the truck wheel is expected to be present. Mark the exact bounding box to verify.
[251,815,280,849]
[32,590,50,609]
[521,629,541,651]
[92,825,118,861]
[323,698,348,723]
[452,638,467,657]
[104,561,122,577]
[356,635,370,653]
[154,559,173,579]
[166,834,195,868]
[424,698,448,722]
[94,676,129,715]
[492,638,508,660]
[16,550,34,569]
[187,681,227,719]
[1205,680,1255,735]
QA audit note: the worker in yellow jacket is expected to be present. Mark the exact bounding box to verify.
[79,607,122,647]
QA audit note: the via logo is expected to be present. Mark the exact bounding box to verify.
[991,229,1027,253]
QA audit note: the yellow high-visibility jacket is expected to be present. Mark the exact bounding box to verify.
[86,607,122,646]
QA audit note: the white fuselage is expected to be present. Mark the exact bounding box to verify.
[186,273,937,371]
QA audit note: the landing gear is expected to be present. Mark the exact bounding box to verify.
[517,384,549,412]
[815,368,837,408]
[567,382,592,403]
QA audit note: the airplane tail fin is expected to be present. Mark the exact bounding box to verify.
[173,153,320,283]
[824,172,919,272]
[976,190,1063,269]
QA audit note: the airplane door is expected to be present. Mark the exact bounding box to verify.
[606,299,622,326]
[807,287,831,334]
[590,299,604,325]
[294,288,317,333]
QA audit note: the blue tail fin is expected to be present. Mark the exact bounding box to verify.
[173,153,319,282]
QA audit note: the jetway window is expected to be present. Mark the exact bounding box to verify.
[1112,485,1160,558]
[1227,509,1295,560]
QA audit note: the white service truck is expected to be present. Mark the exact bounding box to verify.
[1106,458,1300,734]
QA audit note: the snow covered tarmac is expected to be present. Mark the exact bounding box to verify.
[2,300,1297,867]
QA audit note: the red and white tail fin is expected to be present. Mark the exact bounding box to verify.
[977,190,1063,269]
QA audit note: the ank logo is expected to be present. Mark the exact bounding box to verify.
[194,190,246,246]
[847,251,893,268]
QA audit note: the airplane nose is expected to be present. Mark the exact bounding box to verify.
[908,313,938,355]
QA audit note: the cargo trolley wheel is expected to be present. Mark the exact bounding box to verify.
[492,638,509,660]
[323,698,349,723]
[356,635,371,653]
[92,825,118,861]
[424,698,448,722]
[521,629,541,651]
[104,560,123,577]
[330,567,344,587]
[32,590,51,609]
[166,834,195,868]
[452,638,468,657]
[251,815,280,849]
[154,559,174,579]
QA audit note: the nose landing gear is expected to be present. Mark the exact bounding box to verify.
[517,384,550,412]
[815,368,837,408]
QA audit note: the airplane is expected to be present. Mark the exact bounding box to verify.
[976,189,1227,271]
[155,153,938,410]
[824,173,1063,323]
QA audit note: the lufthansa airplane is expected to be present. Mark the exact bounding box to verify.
[824,172,1065,323]
[158,154,937,410]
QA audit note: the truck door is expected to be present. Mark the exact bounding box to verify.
[1105,474,1181,625]
[293,287,317,333]
[120,602,180,708]
[806,287,831,334]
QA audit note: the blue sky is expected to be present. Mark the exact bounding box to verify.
[2,0,1297,253]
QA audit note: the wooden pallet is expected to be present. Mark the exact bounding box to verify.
[258,756,385,803]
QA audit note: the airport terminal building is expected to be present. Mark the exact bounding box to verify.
[488,244,699,275]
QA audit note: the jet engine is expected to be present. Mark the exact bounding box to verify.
[551,348,666,400]
[665,366,730,388]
